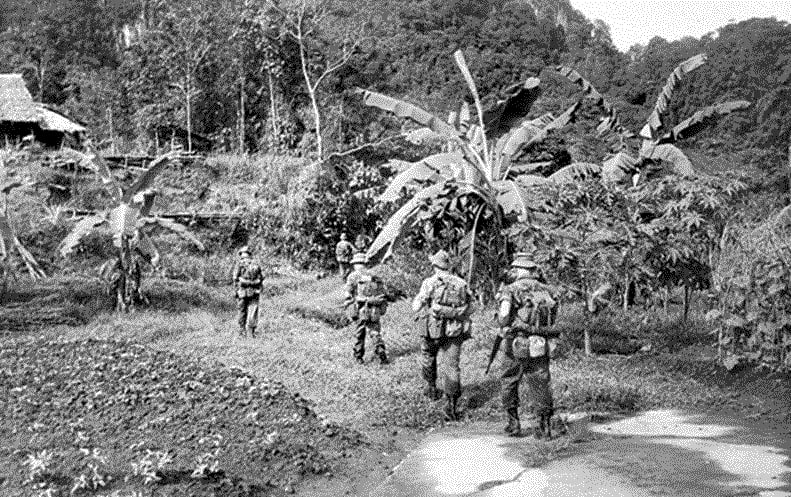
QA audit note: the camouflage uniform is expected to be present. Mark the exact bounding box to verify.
[335,234,355,279]
[233,247,263,336]
[413,250,473,421]
[345,253,389,364]
[496,255,559,438]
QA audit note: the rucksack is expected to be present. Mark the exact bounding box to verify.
[430,275,470,321]
[515,289,557,329]
[355,273,385,306]
[336,242,353,261]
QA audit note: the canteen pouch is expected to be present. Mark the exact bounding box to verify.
[511,335,532,359]
[358,303,382,323]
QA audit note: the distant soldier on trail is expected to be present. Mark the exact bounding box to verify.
[233,246,263,337]
[345,253,390,365]
[412,250,473,422]
[335,232,355,279]
[494,254,560,438]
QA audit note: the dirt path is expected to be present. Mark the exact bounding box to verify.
[374,409,791,497]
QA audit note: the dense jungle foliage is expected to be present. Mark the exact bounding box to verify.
[2,1,790,372]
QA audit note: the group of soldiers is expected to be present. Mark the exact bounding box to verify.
[338,234,560,439]
[232,235,559,438]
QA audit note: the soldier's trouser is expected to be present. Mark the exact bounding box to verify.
[338,262,351,279]
[236,296,259,332]
[501,344,552,417]
[354,319,386,359]
[421,335,464,398]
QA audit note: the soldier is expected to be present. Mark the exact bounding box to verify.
[354,234,370,254]
[495,253,559,438]
[232,246,263,337]
[412,250,473,421]
[335,232,355,279]
[345,253,389,365]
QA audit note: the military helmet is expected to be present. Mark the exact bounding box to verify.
[351,252,368,265]
[238,245,251,256]
[511,252,538,270]
[429,250,451,270]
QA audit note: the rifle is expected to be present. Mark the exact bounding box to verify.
[484,332,503,375]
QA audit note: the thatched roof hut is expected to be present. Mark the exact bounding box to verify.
[0,73,86,147]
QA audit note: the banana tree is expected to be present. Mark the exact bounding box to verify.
[59,149,204,311]
[558,54,751,181]
[0,149,46,298]
[360,50,590,292]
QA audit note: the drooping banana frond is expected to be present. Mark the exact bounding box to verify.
[658,100,751,144]
[493,180,533,222]
[122,151,180,203]
[137,216,205,251]
[483,77,542,138]
[109,203,140,247]
[556,65,632,142]
[549,162,602,183]
[640,142,695,177]
[454,50,491,171]
[68,147,122,201]
[359,89,460,141]
[59,214,108,257]
[380,152,483,203]
[640,53,708,140]
[366,182,450,261]
[602,152,639,183]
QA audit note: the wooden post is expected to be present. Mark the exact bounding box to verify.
[682,285,691,323]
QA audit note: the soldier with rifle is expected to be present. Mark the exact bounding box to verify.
[487,253,560,438]
[233,246,263,337]
[412,250,473,421]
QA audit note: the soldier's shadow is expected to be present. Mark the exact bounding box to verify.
[464,375,502,410]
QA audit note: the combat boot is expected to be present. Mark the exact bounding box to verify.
[533,413,552,440]
[503,408,521,437]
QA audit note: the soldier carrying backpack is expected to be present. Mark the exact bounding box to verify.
[412,250,473,421]
[345,253,389,365]
[335,232,355,279]
[494,253,560,438]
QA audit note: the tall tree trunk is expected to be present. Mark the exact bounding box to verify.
[238,70,245,154]
[296,28,322,159]
[682,285,691,323]
[186,85,193,153]
[266,71,280,145]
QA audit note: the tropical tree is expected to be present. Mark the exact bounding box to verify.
[59,148,204,311]
[360,50,591,294]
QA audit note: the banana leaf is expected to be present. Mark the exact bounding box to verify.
[366,182,449,261]
[59,214,108,256]
[137,216,205,251]
[549,163,601,183]
[483,77,542,138]
[122,151,179,203]
[360,89,460,140]
[641,142,694,177]
[640,53,707,139]
[658,100,751,144]
[379,161,442,203]
[602,152,639,183]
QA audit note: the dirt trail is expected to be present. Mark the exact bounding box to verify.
[373,409,791,497]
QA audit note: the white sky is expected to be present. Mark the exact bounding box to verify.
[571,0,791,51]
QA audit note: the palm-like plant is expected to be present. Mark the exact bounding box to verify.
[360,50,590,286]
[557,54,751,182]
[59,148,204,311]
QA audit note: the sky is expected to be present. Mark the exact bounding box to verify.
[571,0,791,52]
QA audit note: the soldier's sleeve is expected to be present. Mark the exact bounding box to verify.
[232,263,241,284]
[411,278,432,312]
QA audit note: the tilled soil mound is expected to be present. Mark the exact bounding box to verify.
[0,338,364,496]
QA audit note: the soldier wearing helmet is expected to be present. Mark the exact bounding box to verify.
[233,245,263,337]
[495,253,560,438]
[412,250,473,421]
[344,253,389,365]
